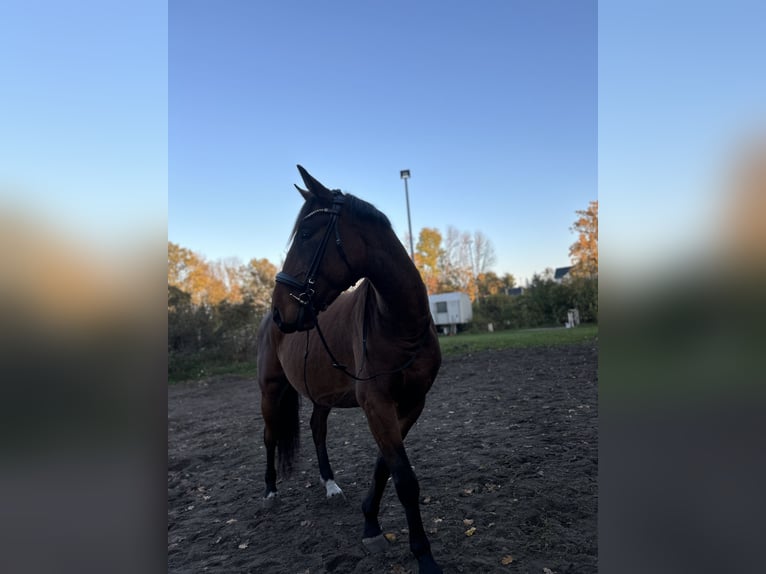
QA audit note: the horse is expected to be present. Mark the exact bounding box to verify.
[256,165,443,574]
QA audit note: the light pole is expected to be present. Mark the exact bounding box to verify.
[400,169,414,260]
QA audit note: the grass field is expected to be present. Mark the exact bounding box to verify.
[438,324,598,356]
[169,324,598,383]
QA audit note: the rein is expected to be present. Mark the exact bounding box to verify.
[299,290,432,406]
[312,299,431,382]
[275,189,431,400]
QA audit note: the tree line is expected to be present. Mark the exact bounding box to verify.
[410,226,514,301]
[168,200,597,379]
[168,243,277,379]
[472,271,597,331]
[470,199,598,331]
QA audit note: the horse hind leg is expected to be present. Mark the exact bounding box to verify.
[262,424,279,508]
[261,388,279,507]
[260,375,301,509]
[310,404,344,499]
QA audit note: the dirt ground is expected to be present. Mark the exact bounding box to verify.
[168,342,597,574]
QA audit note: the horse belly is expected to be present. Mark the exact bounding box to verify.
[277,350,358,408]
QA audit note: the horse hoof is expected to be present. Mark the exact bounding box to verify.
[323,479,345,500]
[327,491,347,505]
[325,480,346,500]
[262,491,279,510]
[362,534,389,554]
[417,555,443,574]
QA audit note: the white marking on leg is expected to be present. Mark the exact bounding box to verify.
[321,478,344,498]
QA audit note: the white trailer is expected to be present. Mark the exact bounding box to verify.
[428,292,472,335]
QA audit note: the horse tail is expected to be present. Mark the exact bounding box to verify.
[277,383,300,477]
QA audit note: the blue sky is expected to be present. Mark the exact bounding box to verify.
[169,0,597,284]
[599,1,765,278]
[0,0,167,250]
[2,1,762,285]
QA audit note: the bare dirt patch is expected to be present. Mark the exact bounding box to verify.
[168,342,597,573]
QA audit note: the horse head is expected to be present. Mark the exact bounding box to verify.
[271,166,361,333]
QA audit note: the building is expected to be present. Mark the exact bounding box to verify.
[554,266,573,283]
[428,292,472,335]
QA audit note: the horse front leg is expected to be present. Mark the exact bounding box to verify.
[360,453,391,551]
[361,396,425,549]
[310,404,344,499]
[360,396,441,574]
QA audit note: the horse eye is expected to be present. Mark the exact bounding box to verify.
[300,228,312,241]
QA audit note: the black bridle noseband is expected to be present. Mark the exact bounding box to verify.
[275,191,352,313]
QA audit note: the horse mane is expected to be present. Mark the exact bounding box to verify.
[289,192,391,241]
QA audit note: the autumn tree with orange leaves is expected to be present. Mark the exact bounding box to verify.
[412,227,497,300]
[168,242,278,379]
[413,227,444,295]
[168,241,228,305]
[569,200,598,277]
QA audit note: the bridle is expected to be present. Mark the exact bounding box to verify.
[274,188,431,393]
[275,191,353,314]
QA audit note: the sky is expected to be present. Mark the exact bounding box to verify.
[168,0,598,285]
[1,1,763,285]
[0,0,168,253]
[599,0,765,280]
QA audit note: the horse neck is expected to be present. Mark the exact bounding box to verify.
[362,229,431,339]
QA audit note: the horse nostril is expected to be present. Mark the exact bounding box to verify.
[272,308,282,326]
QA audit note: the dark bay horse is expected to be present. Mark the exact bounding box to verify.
[256,166,443,574]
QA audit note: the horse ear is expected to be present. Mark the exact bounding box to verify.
[296,165,334,201]
[293,184,312,201]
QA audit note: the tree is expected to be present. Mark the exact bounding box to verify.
[168,241,197,287]
[469,230,497,277]
[523,272,569,326]
[476,271,515,299]
[167,242,281,379]
[241,257,278,311]
[439,226,473,296]
[565,275,598,323]
[414,228,444,295]
[167,241,228,306]
[211,257,246,303]
[569,200,598,277]
[412,226,498,300]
